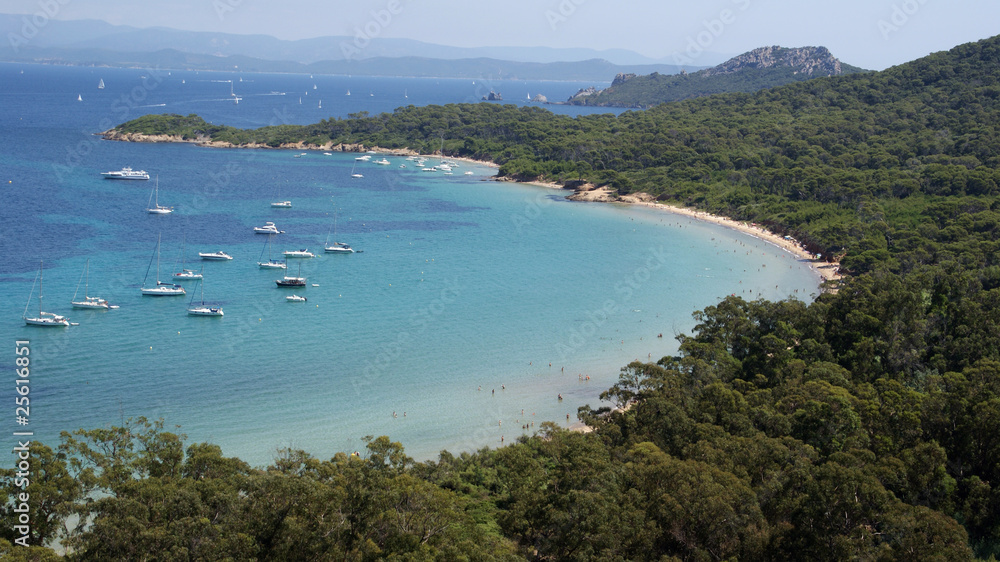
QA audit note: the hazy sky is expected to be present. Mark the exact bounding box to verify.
[3,0,998,69]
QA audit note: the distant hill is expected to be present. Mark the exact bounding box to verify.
[0,13,712,78]
[564,46,868,107]
[0,44,694,82]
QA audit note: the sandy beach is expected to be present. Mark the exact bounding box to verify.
[519,181,842,285]
[620,196,842,284]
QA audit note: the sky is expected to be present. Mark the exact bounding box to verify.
[2,0,998,70]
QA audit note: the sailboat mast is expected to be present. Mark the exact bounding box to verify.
[142,237,156,287]
[23,268,38,318]
[156,233,161,283]
[38,260,44,315]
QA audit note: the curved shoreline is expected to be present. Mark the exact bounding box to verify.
[523,181,842,287]
[102,130,840,286]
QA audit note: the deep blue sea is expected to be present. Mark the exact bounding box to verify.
[0,63,821,466]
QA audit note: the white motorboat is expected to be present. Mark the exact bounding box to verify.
[173,269,203,280]
[286,294,307,302]
[103,166,150,180]
[199,251,233,261]
[24,261,72,326]
[355,155,372,161]
[374,158,390,165]
[71,259,110,309]
[253,221,284,234]
[282,249,315,259]
[141,235,186,296]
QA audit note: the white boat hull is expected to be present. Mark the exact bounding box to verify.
[24,315,70,327]
[188,307,223,316]
[72,299,109,310]
[325,246,354,254]
[141,286,186,296]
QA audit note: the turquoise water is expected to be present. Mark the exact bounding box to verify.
[1,64,820,465]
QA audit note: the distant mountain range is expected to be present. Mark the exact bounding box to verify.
[562,46,868,107]
[0,14,713,80]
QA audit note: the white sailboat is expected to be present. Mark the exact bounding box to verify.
[173,239,203,280]
[230,80,241,104]
[24,261,71,327]
[146,176,173,214]
[71,259,111,309]
[351,161,363,179]
[141,235,186,296]
[325,213,355,254]
[98,78,105,89]
[258,234,286,269]
[187,279,223,316]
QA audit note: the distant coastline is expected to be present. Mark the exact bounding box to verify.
[101,129,840,289]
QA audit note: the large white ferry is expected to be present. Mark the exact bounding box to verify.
[102,166,150,180]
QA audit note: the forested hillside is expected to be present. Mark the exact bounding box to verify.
[19,34,995,559]
[112,36,1000,276]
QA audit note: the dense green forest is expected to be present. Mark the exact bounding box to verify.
[10,35,997,559]
[566,46,867,108]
